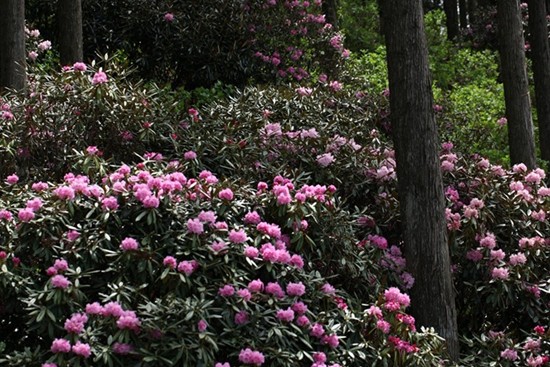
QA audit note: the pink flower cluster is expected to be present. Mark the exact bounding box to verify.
[50,338,91,358]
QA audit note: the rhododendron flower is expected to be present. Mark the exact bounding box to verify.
[286,282,306,297]
[18,208,35,222]
[218,284,235,297]
[234,310,249,325]
[310,323,325,338]
[321,283,336,294]
[6,174,18,185]
[85,302,104,315]
[164,12,174,22]
[265,282,285,298]
[276,307,295,322]
[0,210,12,221]
[215,363,230,367]
[177,260,198,275]
[53,259,68,271]
[534,325,545,335]
[248,279,264,292]
[322,334,339,348]
[228,229,247,243]
[102,196,119,211]
[42,363,57,367]
[187,218,204,234]
[73,62,87,71]
[92,71,108,85]
[244,211,261,224]
[64,313,88,334]
[103,301,124,317]
[316,153,334,167]
[72,341,91,358]
[51,338,71,353]
[237,288,252,301]
[509,252,527,266]
[51,275,71,289]
[239,348,265,365]
[198,319,208,332]
[163,256,177,269]
[120,237,139,251]
[116,311,141,331]
[296,315,310,327]
[218,188,234,200]
[112,342,133,355]
[38,40,51,51]
[491,267,509,280]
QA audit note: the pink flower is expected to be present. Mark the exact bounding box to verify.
[54,186,76,200]
[163,256,177,269]
[466,249,483,262]
[248,279,264,293]
[509,252,527,266]
[265,282,285,298]
[276,308,295,322]
[310,323,325,338]
[244,211,261,224]
[120,237,139,251]
[286,282,306,297]
[85,302,104,315]
[321,283,336,295]
[239,348,265,365]
[291,301,308,315]
[376,319,391,334]
[490,249,506,261]
[244,245,259,258]
[64,313,88,334]
[218,188,234,200]
[184,151,197,160]
[215,363,230,367]
[42,363,57,367]
[234,310,249,325]
[54,259,69,271]
[18,208,35,222]
[177,260,198,275]
[86,146,99,155]
[72,341,91,358]
[296,315,310,327]
[26,197,43,211]
[6,174,18,185]
[237,288,252,301]
[116,311,141,331]
[317,153,335,167]
[218,284,235,297]
[102,196,119,211]
[92,71,108,85]
[164,12,175,22]
[491,267,509,280]
[73,62,87,71]
[38,40,51,51]
[322,334,340,348]
[228,229,247,243]
[198,319,208,332]
[51,338,71,353]
[112,342,133,355]
[187,218,204,234]
[103,301,124,317]
[51,275,70,289]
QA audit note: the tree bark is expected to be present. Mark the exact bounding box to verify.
[468,0,478,24]
[459,0,468,28]
[380,0,460,360]
[57,0,84,65]
[497,0,537,169]
[0,0,26,93]
[322,0,339,30]
[444,0,460,40]
[527,0,550,169]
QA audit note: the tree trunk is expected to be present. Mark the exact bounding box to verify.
[444,0,460,40]
[497,0,537,169]
[527,0,550,169]
[459,0,468,28]
[57,0,83,65]
[468,0,478,24]
[0,0,26,93]
[380,0,460,360]
[322,0,339,30]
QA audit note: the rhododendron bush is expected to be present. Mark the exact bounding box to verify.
[0,156,447,366]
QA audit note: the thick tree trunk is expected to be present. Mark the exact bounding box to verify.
[57,0,83,65]
[444,0,460,40]
[459,0,468,28]
[497,0,537,169]
[0,0,26,93]
[380,0,459,360]
[527,0,550,169]
[322,0,339,30]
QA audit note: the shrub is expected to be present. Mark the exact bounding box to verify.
[0,156,448,366]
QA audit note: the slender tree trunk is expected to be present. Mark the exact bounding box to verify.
[444,0,460,40]
[527,0,550,169]
[497,0,537,169]
[459,0,468,28]
[468,0,478,24]
[322,0,339,30]
[380,0,459,360]
[0,0,26,93]
[57,0,83,65]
